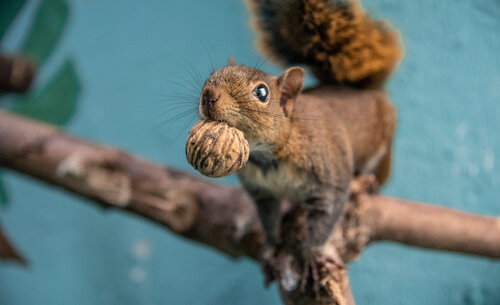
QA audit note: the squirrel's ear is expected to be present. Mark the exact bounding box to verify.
[278,67,305,116]
[227,56,236,66]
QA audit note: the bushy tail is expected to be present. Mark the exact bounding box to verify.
[246,0,402,88]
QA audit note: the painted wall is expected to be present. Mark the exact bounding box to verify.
[1,0,499,304]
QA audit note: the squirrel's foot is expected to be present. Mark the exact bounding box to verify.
[350,174,379,195]
[259,244,278,287]
[299,247,344,299]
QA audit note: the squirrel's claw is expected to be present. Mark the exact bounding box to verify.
[350,174,379,195]
[299,248,344,299]
[259,245,278,287]
[300,255,320,296]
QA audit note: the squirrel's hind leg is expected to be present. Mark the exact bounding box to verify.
[374,141,393,186]
[299,189,349,296]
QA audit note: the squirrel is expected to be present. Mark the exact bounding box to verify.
[197,0,401,290]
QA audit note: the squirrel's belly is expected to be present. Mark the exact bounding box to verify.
[238,160,308,199]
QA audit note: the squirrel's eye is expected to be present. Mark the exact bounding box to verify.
[253,84,269,103]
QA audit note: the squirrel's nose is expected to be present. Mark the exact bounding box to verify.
[202,89,220,108]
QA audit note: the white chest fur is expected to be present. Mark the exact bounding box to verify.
[238,152,307,199]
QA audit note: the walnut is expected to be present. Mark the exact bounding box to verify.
[186,120,249,178]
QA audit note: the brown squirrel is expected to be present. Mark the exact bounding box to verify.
[197,0,401,289]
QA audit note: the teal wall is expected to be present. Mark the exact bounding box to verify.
[1,0,500,304]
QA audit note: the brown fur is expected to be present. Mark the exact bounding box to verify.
[246,0,402,88]
[198,63,395,251]
[374,140,392,185]
[195,0,399,284]
[302,86,396,176]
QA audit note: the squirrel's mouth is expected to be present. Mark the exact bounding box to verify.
[198,99,220,122]
[199,104,213,120]
[198,104,230,127]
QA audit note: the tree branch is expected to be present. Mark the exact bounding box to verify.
[0,110,499,304]
[369,195,500,258]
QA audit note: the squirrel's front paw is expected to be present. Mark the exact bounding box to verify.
[259,245,278,287]
[299,247,344,298]
[350,174,379,195]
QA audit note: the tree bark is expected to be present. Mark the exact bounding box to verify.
[370,195,500,258]
[0,110,499,304]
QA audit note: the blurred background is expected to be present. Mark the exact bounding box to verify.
[0,0,499,304]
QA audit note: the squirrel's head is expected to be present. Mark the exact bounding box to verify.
[199,56,305,147]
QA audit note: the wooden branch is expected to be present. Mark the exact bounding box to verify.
[0,55,35,93]
[369,195,500,258]
[0,110,499,304]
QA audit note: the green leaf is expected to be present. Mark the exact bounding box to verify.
[11,59,80,126]
[0,0,27,40]
[0,171,8,206]
[21,0,68,66]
